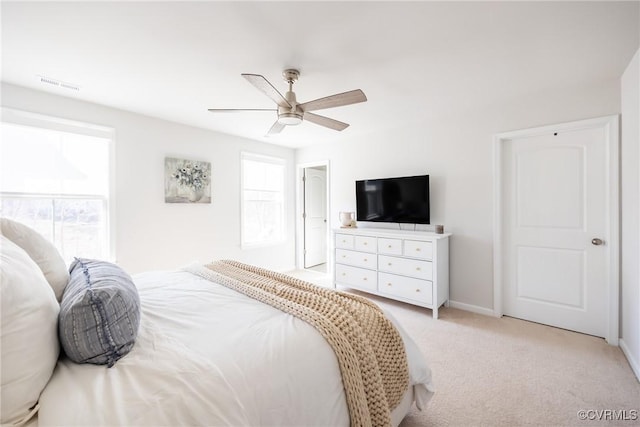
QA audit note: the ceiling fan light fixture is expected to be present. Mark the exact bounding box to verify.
[277,112,303,125]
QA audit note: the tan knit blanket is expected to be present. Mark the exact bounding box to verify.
[187,260,409,427]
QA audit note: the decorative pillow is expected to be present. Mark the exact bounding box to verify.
[0,218,69,301]
[1,235,60,426]
[59,258,140,367]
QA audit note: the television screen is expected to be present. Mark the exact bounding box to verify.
[355,175,430,224]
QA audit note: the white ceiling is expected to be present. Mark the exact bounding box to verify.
[2,1,639,149]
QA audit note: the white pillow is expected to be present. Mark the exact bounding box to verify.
[0,218,69,301]
[0,235,60,426]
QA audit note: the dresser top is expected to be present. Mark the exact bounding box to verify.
[333,227,451,240]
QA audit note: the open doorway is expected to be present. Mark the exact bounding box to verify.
[297,161,330,273]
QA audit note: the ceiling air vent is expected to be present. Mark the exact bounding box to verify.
[37,75,80,91]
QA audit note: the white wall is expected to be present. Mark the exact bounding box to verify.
[296,79,621,311]
[620,48,640,381]
[1,83,297,274]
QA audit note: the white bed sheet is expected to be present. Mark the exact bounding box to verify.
[38,269,433,426]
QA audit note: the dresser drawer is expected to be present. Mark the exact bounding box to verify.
[354,235,376,253]
[378,255,433,280]
[335,264,377,291]
[378,272,433,305]
[335,249,377,269]
[335,234,354,249]
[403,240,433,260]
[378,238,402,255]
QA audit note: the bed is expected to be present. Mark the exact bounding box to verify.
[1,218,434,427]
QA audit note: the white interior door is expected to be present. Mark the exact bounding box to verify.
[304,167,327,268]
[499,119,617,339]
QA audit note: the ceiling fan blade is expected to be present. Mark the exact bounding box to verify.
[242,74,291,108]
[299,89,367,112]
[208,108,276,113]
[304,112,349,131]
[266,121,286,136]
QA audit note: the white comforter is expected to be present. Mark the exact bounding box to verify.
[38,269,433,426]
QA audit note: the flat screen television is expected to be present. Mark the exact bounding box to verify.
[355,175,430,224]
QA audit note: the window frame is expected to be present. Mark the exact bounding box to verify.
[240,151,286,249]
[0,107,116,261]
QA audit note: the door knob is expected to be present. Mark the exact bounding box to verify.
[591,238,604,246]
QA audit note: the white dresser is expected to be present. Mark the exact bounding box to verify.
[333,228,450,318]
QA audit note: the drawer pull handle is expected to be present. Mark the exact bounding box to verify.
[363,277,368,281]
[416,289,421,293]
[364,242,368,245]
[416,267,421,271]
[388,245,392,248]
[342,273,346,276]
[416,248,421,252]
[364,258,368,261]
[388,263,392,266]
[342,255,346,258]
[387,283,392,287]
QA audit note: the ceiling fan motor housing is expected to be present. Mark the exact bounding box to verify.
[277,90,303,125]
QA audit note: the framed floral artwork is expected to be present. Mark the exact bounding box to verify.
[164,157,211,203]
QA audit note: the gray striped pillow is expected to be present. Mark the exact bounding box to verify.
[59,258,140,367]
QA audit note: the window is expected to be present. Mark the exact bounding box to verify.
[0,109,114,263]
[241,152,285,247]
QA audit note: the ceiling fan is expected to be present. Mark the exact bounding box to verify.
[208,69,367,135]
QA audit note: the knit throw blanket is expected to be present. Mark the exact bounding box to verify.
[187,260,409,427]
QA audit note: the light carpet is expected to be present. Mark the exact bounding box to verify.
[287,269,640,427]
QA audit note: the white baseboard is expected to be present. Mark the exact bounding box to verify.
[619,338,640,382]
[448,300,496,317]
